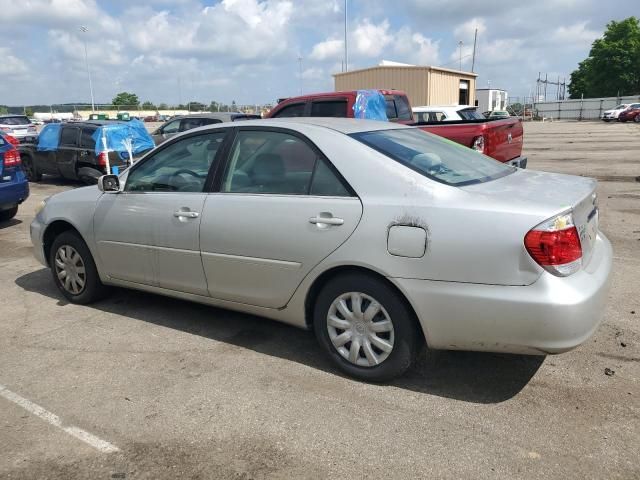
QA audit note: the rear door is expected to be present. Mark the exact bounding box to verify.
[57,126,80,179]
[199,126,362,308]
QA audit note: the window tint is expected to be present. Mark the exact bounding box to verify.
[415,112,447,122]
[59,127,79,147]
[310,100,348,117]
[180,118,205,131]
[273,103,306,118]
[79,127,96,149]
[161,119,181,134]
[384,98,397,119]
[125,132,225,192]
[394,95,412,120]
[310,159,350,196]
[200,118,223,126]
[458,108,485,120]
[351,128,513,186]
[222,130,350,196]
[0,116,30,125]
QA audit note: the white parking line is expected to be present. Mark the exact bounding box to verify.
[0,384,119,453]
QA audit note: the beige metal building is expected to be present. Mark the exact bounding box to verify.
[333,65,478,107]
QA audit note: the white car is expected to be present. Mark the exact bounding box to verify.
[31,118,612,381]
[412,105,485,122]
[601,104,630,121]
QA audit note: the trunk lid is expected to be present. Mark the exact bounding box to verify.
[462,169,599,263]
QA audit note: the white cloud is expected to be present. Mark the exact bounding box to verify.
[453,17,486,41]
[393,27,440,65]
[310,38,343,61]
[0,47,28,76]
[352,19,393,57]
[551,22,600,47]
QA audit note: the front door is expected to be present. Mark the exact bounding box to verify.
[93,131,227,295]
[57,125,80,179]
[200,128,362,309]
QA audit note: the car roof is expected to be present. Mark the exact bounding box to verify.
[412,105,475,112]
[197,117,409,135]
[276,89,408,104]
[169,112,253,121]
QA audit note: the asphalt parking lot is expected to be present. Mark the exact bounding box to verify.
[1,121,638,479]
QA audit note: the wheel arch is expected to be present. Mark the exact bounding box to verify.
[303,265,427,345]
[42,220,84,267]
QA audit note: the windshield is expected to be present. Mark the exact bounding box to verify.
[0,116,30,125]
[351,128,514,186]
[458,108,485,120]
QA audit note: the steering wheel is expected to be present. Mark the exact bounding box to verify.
[171,168,203,179]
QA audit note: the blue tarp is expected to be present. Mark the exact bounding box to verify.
[352,89,388,121]
[91,119,154,156]
[37,124,62,151]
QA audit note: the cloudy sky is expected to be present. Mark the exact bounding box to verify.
[0,0,637,107]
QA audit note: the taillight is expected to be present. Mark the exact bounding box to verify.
[3,148,21,167]
[97,152,108,166]
[472,135,485,153]
[5,135,19,146]
[524,212,582,276]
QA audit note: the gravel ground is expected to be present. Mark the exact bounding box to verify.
[0,120,638,479]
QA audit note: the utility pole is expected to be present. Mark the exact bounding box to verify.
[458,41,463,70]
[298,55,303,95]
[471,28,478,73]
[79,26,95,112]
[344,0,348,72]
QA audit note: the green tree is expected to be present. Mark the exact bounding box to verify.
[24,107,34,117]
[0,105,8,115]
[569,17,640,98]
[141,101,156,110]
[230,100,237,112]
[112,92,140,107]
[157,103,168,110]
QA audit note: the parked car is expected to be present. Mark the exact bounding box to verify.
[485,110,511,119]
[617,103,640,122]
[19,120,154,184]
[0,134,29,222]
[601,104,630,121]
[151,113,261,144]
[31,118,611,381]
[0,115,38,143]
[268,90,526,167]
[413,105,485,122]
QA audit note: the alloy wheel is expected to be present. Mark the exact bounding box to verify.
[327,292,395,367]
[54,245,86,295]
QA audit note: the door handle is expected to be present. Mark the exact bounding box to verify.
[309,215,344,226]
[173,210,199,218]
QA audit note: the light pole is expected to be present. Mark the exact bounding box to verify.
[79,26,95,112]
[344,0,348,72]
[298,55,303,95]
[458,40,463,71]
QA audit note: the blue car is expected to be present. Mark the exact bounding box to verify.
[0,134,29,222]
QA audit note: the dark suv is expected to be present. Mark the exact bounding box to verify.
[151,112,260,144]
[19,121,154,184]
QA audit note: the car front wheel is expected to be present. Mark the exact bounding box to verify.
[49,231,109,304]
[313,273,422,381]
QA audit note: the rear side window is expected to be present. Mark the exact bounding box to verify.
[221,130,351,196]
[0,116,30,125]
[80,128,96,149]
[384,98,397,119]
[458,108,485,120]
[200,118,223,126]
[59,127,79,147]
[415,112,447,122]
[272,103,306,118]
[311,100,348,117]
[180,118,205,131]
[394,95,412,120]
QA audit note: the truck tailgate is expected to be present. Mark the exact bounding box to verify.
[484,117,523,162]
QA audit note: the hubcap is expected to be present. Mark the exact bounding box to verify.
[54,245,86,295]
[327,292,395,367]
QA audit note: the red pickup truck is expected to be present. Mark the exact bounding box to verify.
[266,90,526,167]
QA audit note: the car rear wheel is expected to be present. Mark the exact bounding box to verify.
[49,231,109,304]
[0,206,18,222]
[634,115,640,123]
[22,155,42,182]
[313,273,421,381]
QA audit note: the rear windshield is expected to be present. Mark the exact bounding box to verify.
[458,108,485,120]
[351,128,514,186]
[0,116,30,125]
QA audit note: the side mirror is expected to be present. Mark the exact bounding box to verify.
[98,174,120,193]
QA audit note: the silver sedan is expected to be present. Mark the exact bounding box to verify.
[31,118,612,381]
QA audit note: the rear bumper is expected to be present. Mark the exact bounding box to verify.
[393,232,612,355]
[0,175,29,209]
[507,156,527,169]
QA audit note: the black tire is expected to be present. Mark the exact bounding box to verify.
[22,155,42,182]
[634,116,640,123]
[313,273,422,382]
[49,231,109,304]
[0,206,18,222]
